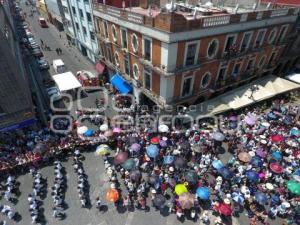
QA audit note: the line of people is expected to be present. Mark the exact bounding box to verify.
[2,175,16,202]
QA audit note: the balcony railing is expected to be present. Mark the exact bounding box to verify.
[214,71,257,90]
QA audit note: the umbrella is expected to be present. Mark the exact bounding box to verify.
[246,170,259,182]
[218,167,233,179]
[290,128,299,137]
[270,162,283,174]
[130,143,141,152]
[100,124,109,132]
[272,151,282,161]
[256,148,267,158]
[229,115,238,121]
[217,203,232,216]
[158,124,169,133]
[184,171,198,184]
[261,122,270,128]
[151,137,160,145]
[229,121,237,129]
[238,152,252,163]
[196,187,210,200]
[77,126,88,134]
[114,152,128,165]
[153,194,166,207]
[33,143,49,153]
[147,175,159,184]
[174,157,186,168]
[213,132,225,142]
[104,130,113,137]
[255,192,268,205]
[178,192,195,209]
[96,144,111,156]
[128,136,139,145]
[287,181,300,195]
[122,159,136,170]
[146,144,159,158]
[113,127,121,133]
[212,160,224,170]
[245,115,256,125]
[159,140,168,148]
[106,188,119,202]
[251,156,263,167]
[84,129,94,137]
[271,135,284,143]
[268,112,277,119]
[232,192,245,204]
[163,155,174,165]
[174,184,188,196]
[130,170,141,181]
[293,175,300,183]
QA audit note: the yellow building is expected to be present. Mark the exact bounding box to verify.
[36,0,47,14]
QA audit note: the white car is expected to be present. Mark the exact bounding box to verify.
[46,87,62,102]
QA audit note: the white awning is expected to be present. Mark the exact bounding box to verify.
[286,73,300,84]
[52,71,82,92]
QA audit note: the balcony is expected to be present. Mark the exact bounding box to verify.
[221,47,263,61]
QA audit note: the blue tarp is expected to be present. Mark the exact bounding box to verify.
[110,74,132,94]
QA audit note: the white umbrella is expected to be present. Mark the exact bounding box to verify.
[261,122,270,128]
[77,126,88,134]
[100,124,109,132]
[158,124,169,133]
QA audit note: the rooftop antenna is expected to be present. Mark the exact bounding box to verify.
[234,4,239,14]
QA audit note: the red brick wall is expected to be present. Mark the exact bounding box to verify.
[152,39,161,67]
[152,71,160,95]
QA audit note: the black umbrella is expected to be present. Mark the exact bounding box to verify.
[185,171,198,184]
[174,157,186,168]
[153,194,166,207]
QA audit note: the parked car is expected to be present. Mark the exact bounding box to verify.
[31,48,43,58]
[46,87,62,102]
[37,58,49,70]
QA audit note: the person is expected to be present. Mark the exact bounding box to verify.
[200,211,209,224]
[59,48,62,55]
[95,197,101,209]
[55,48,59,55]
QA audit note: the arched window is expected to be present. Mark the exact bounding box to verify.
[131,33,138,53]
[133,63,139,80]
[111,24,117,43]
[201,72,211,88]
[207,39,219,59]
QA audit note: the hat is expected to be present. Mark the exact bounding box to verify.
[169,167,174,172]
[224,198,231,204]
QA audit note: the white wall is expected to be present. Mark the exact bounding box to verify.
[160,76,175,103]
[161,42,178,72]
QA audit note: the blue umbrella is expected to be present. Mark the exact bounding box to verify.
[196,187,210,200]
[146,144,159,158]
[246,170,259,182]
[229,121,237,129]
[268,112,277,120]
[218,167,233,179]
[232,192,245,204]
[251,156,263,168]
[163,155,174,165]
[255,192,268,205]
[83,129,94,137]
[272,151,282,161]
[290,128,299,137]
[212,160,224,170]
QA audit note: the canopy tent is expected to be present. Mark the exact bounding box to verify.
[286,73,300,85]
[110,74,132,94]
[189,75,300,118]
[52,72,82,92]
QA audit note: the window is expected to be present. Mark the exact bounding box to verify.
[143,37,152,61]
[86,12,92,22]
[207,39,218,59]
[133,64,139,80]
[82,26,87,35]
[258,56,266,68]
[233,63,241,76]
[240,32,252,52]
[79,9,83,18]
[144,67,152,90]
[124,54,130,75]
[121,28,128,49]
[185,42,198,66]
[104,22,109,38]
[63,6,68,13]
[201,72,211,88]
[268,28,277,44]
[106,46,113,63]
[131,33,138,53]
[72,6,76,15]
[112,25,117,42]
[75,22,79,30]
[181,76,194,97]
[246,58,255,70]
[217,66,227,81]
[90,31,95,41]
[224,35,236,53]
[278,25,288,42]
[254,29,266,48]
[114,52,120,67]
[269,52,276,64]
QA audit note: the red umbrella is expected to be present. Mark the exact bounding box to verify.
[270,162,283,174]
[151,137,160,145]
[217,203,232,216]
[271,135,284,143]
[114,152,128,165]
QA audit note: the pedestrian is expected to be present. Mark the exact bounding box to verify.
[59,48,62,55]
[55,48,59,55]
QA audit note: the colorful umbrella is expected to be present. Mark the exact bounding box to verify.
[238,152,252,163]
[106,188,119,202]
[212,160,224,170]
[100,124,109,132]
[213,132,225,142]
[151,137,160,144]
[122,159,136,170]
[146,144,159,158]
[130,143,141,152]
[229,121,237,129]
[112,127,121,133]
[272,151,282,161]
[174,184,188,196]
[184,171,198,184]
[246,170,259,182]
[251,156,263,167]
[77,126,88,134]
[271,135,284,143]
[229,115,238,121]
[196,187,210,200]
[268,112,277,120]
[158,124,169,133]
[287,180,300,196]
[256,149,267,158]
[163,155,174,165]
[245,115,256,125]
[290,128,299,137]
[178,192,194,209]
[153,194,166,207]
[270,162,283,174]
[104,130,113,137]
[255,192,268,205]
[114,152,128,165]
[96,144,111,156]
[218,167,233,179]
[217,203,232,216]
[232,192,244,204]
[159,140,168,148]
[84,129,94,137]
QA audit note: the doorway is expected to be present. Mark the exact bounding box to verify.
[81,45,87,57]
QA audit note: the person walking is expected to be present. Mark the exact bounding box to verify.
[55,48,59,55]
[59,48,62,55]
